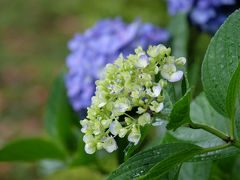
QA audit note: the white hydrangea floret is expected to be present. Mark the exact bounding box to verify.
[150,101,164,113]
[146,84,161,97]
[85,143,96,154]
[102,136,118,153]
[109,120,122,136]
[161,64,183,82]
[80,119,89,133]
[128,127,141,145]
[136,54,149,68]
[119,128,128,138]
[138,113,151,126]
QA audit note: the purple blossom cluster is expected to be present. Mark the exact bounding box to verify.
[166,0,239,34]
[65,17,169,112]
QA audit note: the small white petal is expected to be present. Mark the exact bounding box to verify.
[119,128,128,138]
[109,120,122,136]
[161,71,171,80]
[118,103,129,112]
[81,125,88,133]
[98,102,106,108]
[152,84,161,97]
[155,66,159,74]
[80,119,88,133]
[128,132,141,145]
[156,102,164,113]
[83,134,94,143]
[103,137,118,153]
[152,121,164,126]
[169,71,183,82]
[136,55,149,68]
[85,143,96,154]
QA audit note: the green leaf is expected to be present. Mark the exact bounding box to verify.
[0,138,66,162]
[166,89,191,130]
[190,146,240,162]
[169,93,229,148]
[156,94,240,162]
[44,73,77,152]
[138,145,202,180]
[208,155,238,180]
[178,161,212,180]
[202,9,240,116]
[124,124,151,161]
[226,62,240,120]
[107,143,202,180]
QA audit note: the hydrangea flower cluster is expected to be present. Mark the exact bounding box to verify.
[166,0,239,34]
[80,44,186,154]
[65,17,170,111]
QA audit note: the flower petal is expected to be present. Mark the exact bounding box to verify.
[157,102,164,112]
[128,131,141,145]
[136,55,149,68]
[103,137,118,153]
[109,120,122,136]
[152,84,161,97]
[169,71,183,82]
[85,143,96,154]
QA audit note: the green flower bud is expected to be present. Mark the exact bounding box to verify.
[175,57,186,66]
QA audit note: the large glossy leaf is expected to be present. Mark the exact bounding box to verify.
[169,93,229,148]
[154,94,240,161]
[208,155,238,180]
[44,73,77,151]
[190,146,240,162]
[138,145,202,179]
[0,138,66,161]
[178,161,211,180]
[202,9,240,116]
[226,62,240,121]
[166,89,191,130]
[107,143,202,180]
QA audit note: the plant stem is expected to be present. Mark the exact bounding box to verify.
[124,113,136,121]
[232,140,240,149]
[188,122,240,150]
[230,117,234,139]
[201,142,231,154]
[188,122,229,142]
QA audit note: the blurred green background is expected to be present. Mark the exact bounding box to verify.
[0,0,169,179]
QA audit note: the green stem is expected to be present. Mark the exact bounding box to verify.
[232,140,240,149]
[230,118,234,139]
[201,143,231,154]
[188,122,240,150]
[124,113,136,121]
[188,122,229,141]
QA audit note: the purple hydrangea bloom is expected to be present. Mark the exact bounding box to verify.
[65,17,170,111]
[167,0,194,15]
[166,0,239,34]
